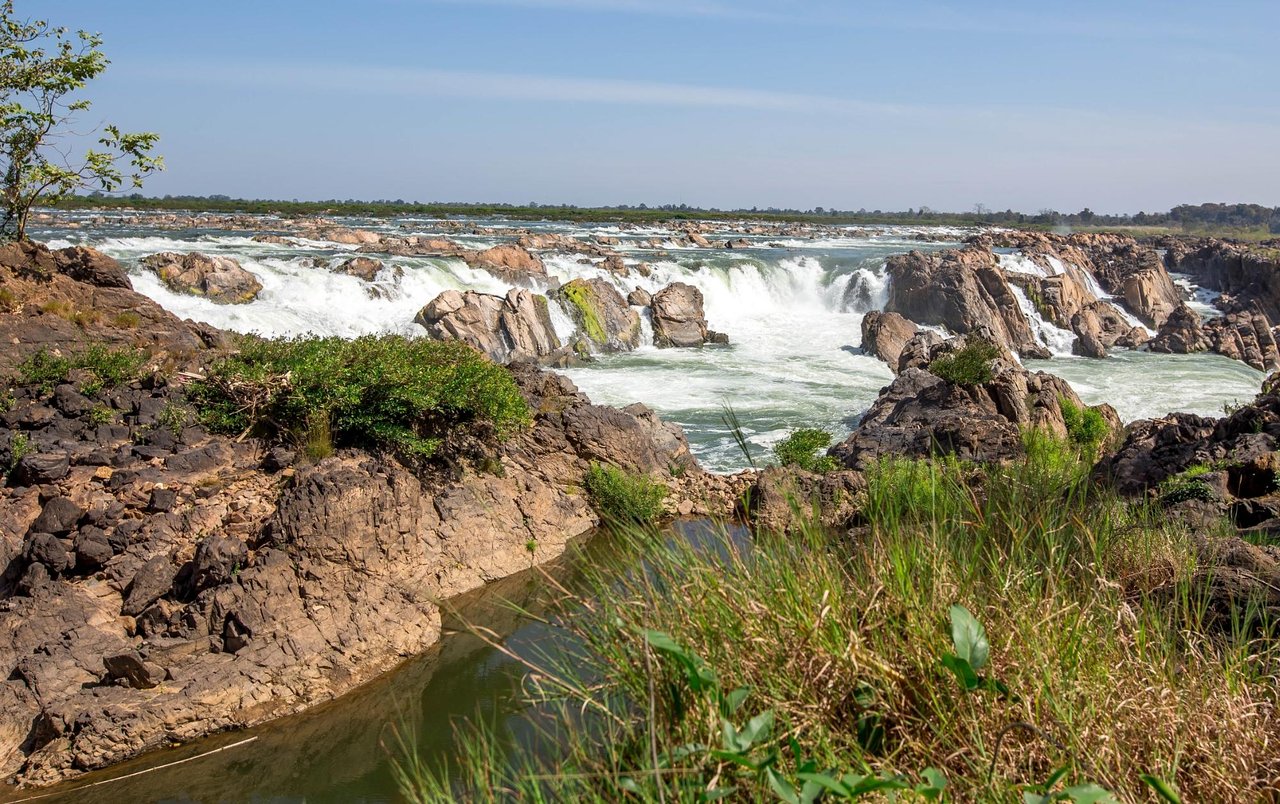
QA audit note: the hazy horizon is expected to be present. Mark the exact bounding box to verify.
[47,0,1280,214]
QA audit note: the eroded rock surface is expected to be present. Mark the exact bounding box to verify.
[415,288,565,364]
[651,282,717,347]
[552,278,641,353]
[140,252,263,305]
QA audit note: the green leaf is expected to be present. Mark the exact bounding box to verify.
[798,771,854,797]
[1062,784,1118,803]
[949,604,990,671]
[766,768,800,804]
[703,786,738,801]
[916,767,948,798]
[940,653,980,690]
[1139,775,1183,804]
[723,686,751,715]
[741,709,775,746]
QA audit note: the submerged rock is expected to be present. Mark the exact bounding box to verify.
[140,252,263,304]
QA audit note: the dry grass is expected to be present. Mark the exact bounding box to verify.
[398,437,1280,802]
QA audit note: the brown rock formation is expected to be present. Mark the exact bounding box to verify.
[414,288,563,364]
[140,252,263,305]
[552,278,641,353]
[650,282,716,348]
[460,244,547,283]
[860,311,918,371]
[831,333,1120,470]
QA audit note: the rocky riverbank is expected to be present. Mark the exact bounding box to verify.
[0,241,754,789]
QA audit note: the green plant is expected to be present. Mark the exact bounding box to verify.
[2,1,163,241]
[584,463,666,525]
[928,338,1000,385]
[86,404,113,426]
[14,343,145,394]
[1059,398,1109,453]
[1158,466,1217,506]
[111,311,141,328]
[186,335,529,466]
[7,430,29,472]
[939,605,1008,694]
[772,428,840,473]
[0,287,16,311]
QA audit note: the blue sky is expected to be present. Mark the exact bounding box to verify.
[41,0,1280,213]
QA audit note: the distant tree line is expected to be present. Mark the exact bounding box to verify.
[47,193,1280,234]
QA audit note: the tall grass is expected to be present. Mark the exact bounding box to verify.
[396,433,1280,802]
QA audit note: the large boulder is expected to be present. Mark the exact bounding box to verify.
[552,278,641,353]
[140,252,263,304]
[52,246,131,289]
[884,247,1050,359]
[332,256,383,282]
[460,244,546,283]
[1083,241,1180,329]
[1150,302,1279,372]
[1163,239,1280,322]
[650,282,715,347]
[415,288,563,364]
[860,311,919,371]
[831,333,1120,470]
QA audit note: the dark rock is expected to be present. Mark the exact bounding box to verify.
[24,533,72,575]
[30,497,84,535]
[53,246,131,289]
[261,447,296,473]
[73,527,115,569]
[191,535,248,592]
[102,653,165,690]
[122,556,178,616]
[52,384,93,417]
[148,487,178,513]
[14,453,70,486]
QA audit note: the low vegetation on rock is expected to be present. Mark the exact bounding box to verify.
[772,428,840,473]
[187,335,530,464]
[398,430,1275,802]
[927,338,1000,385]
[16,343,148,395]
[584,463,668,525]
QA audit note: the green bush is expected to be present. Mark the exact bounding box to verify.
[187,335,530,464]
[1060,398,1109,452]
[928,338,1000,385]
[584,463,667,525]
[16,344,147,395]
[772,428,840,473]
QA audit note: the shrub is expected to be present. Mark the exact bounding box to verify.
[773,427,840,473]
[186,335,530,465]
[928,338,1000,385]
[1059,397,1109,452]
[584,463,666,525]
[15,344,146,395]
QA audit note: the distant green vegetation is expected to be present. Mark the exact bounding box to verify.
[16,343,148,395]
[584,463,667,525]
[928,338,1000,385]
[43,195,1280,236]
[397,434,1266,801]
[772,428,840,473]
[187,335,529,464]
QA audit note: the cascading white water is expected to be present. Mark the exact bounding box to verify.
[1010,285,1078,356]
[42,220,1267,472]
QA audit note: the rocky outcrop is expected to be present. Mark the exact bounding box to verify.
[460,244,546,283]
[884,247,1050,359]
[1162,239,1280,321]
[831,333,1120,469]
[1077,239,1179,329]
[1149,302,1279,372]
[650,282,719,348]
[860,311,918,371]
[552,278,641,353]
[332,256,384,282]
[748,467,865,533]
[140,252,263,305]
[414,288,564,365]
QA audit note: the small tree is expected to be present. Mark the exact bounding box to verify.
[1,1,162,241]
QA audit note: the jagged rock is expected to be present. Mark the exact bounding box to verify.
[553,278,641,352]
[24,533,72,575]
[685,231,711,248]
[52,246,131,289]
[1163,239,1280,321]
[140,252,263,304]
[250,234,294,246]
[102,653,165,690]
[651,282,716,347]
[627,288,652,307]
[14,452,70,485]
[1085,242,1180,328]
[460,244,546,283]
[30,497,84,535]
[122,556,178,617]
[884,247,1049,359]
[190,535,247,593]
[1150,303,1209,354]
[860,311,918,370]
[415,288,563,364]
[601,255,629,276]
[831,333,1120,470]
[73,527,114,569]
[333,256,383,281]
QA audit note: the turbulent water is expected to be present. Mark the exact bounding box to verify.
[39,212,1264,472]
